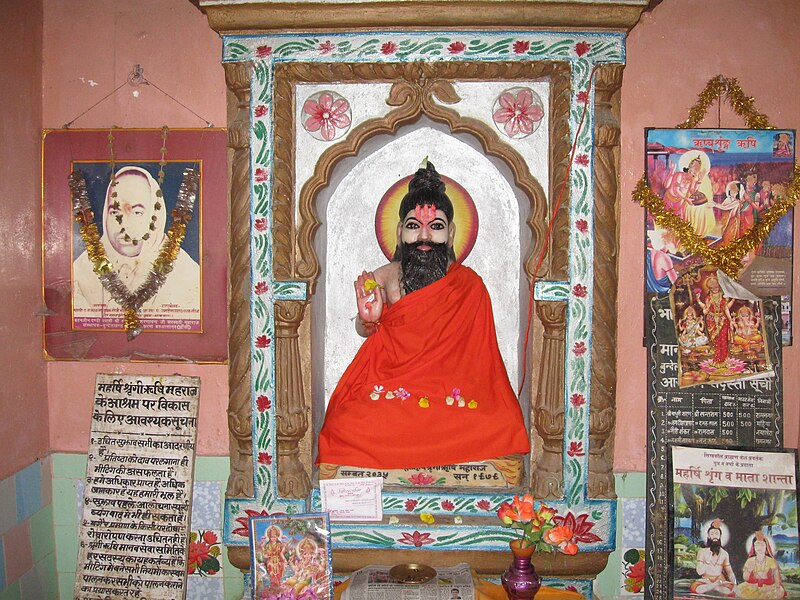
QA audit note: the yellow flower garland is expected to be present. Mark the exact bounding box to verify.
[634,75,798,278]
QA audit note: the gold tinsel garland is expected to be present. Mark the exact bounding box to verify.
[634,75,797,278]
[70,168,199,340]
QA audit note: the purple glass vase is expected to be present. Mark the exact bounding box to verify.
[501,540,541,600]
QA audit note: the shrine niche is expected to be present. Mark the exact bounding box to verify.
[200,0,645,591]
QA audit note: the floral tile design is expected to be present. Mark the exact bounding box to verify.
[191,482,222,531]
[186,574,224,599]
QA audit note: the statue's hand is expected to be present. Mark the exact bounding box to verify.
[355,271,383,325]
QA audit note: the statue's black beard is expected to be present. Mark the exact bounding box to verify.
[707,538,722,556]
[399,240,449,294]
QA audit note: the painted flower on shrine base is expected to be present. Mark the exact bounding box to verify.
[575,153,590,167]
[254,217,268,232]
[448,41,466,54]
[232,509,271,538]
[398,531,435,547]
[575,218,588,233]
[408,472,435,486]
[576,91,589,105]
[302,91,352,142]
[572,283,588,298]
[258,452,273,465]
[574,41,591,57]
[256,45,272,58]
[513,40,530,54]
[570,393,586,408]
[318,40,335,54]
[254,105,268,118]
[420,513,435,525]
[441,499,455,511]
[476,499,491,511]
[572,341,587,356]
[254,167,269,183]
[255,281,269,295]
[567,441,585,457]
[553,511,602,544]
[404,499,418,511]
[622,549,646,593]
[492,87,545,139]
[255,335,271,349]
[257,395,271,412]
[381,41,398,55]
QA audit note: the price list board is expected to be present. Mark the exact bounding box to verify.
[643,296,783,600]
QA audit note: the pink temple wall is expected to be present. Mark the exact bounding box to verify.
[616,0,800,470]
[1,0,47,482]
[20,0,800,471]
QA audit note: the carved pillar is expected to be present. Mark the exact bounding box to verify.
[274,300,312,498]
[532,301,567,500]
[588,64,623,499]
[224,61,255,500]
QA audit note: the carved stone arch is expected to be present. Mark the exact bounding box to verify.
[269,60,572,293]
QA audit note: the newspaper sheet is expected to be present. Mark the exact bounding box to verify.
[341,563,475,600]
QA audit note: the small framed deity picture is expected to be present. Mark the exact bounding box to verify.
[668,444,799,599]
[249,513,333,600]
[41,128,228,361]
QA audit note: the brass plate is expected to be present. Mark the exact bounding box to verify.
[389,563,437,584]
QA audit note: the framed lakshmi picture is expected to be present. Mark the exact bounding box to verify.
[249,513,333,600]
[668,444,799,600]
[644,128,796,345]
[41,128,228,361]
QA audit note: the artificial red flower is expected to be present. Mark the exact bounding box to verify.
[513,40,530,54]
[256,45,272,58]
[258,452,272,465]
[573,341,587,356]
[570,393,586,408]
[575,153,590,167]
[257,395,271,412]
[408,472,435,486]
[441,500,455,511]
[574,41,591,57]
[575,218,588,233]
[254,105,268,118]
[572,284,588,298]
[448,41,466,54]
[404,499,418,511]
[254,217,268,232]
[255,281,269,295]
[381,41,398,55]
[476,499,491,511]
[493,89,544,138]
[398,531,435,547]
[318,40,335,54]
[302,92,351,141]
[567,441,585,457]
[255,335,270,349]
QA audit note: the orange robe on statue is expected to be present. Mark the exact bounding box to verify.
[317,263,530,469]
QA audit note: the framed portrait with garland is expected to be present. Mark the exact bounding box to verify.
[41,128,228,361]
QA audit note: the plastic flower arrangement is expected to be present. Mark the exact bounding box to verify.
[497,494,578,555]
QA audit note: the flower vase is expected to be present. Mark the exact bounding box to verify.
[501,540,541,600]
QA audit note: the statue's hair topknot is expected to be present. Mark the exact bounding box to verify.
[398,161,454,222]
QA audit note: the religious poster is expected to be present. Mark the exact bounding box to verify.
[42,128,228,361]
[74,373,200,599]
[644,295,783,600]
[644,128,795,344]
[249,513,333,600]
[670,265,773,388]
[668,445,799,600]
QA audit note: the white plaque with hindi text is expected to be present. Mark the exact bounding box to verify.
[74,374,200,599]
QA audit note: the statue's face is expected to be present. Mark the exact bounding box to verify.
[398,206,454,250]
[106,173,152,257]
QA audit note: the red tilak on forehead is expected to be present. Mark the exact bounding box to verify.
[414,203,437,226]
